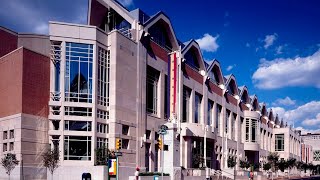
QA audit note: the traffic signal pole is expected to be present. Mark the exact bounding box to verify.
[116,154,119,180]
[161,134,164,180]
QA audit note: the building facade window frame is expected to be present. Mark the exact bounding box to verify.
[64,136,92,161]
[97,47,110,106]
[275,134,285,151]
[183,86,191,123]
[194,93,202,124]
[64,42,93,103]
[146,66,160,115]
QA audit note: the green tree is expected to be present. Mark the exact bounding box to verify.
[267,152,279,180]
[263,163,271,171]
[227,156,236,168]
[278,159,287,172]
[1,153,19,180]
[42,148,60,180]
[286,158,296,178]
[240,160,249,170]
[95,147,109,165]
[296,161,303,171]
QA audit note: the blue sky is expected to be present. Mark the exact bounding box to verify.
[1,0,320,133]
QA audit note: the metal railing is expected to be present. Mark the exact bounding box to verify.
[118,28,132,39]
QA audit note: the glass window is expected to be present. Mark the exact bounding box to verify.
[146,66,160,115]
[65,42,93,103]
[64,121,91,131]
[149,22,172,51]
[216,104,222,133]
[164,75,169,119]
[65,106,92,116]
[122,139,129,149]
[245,119,250,142]
[97,123,107,134]
[226,109,230,133]
[195,93,202,123]
[183,86,191,122]
[3,131,7,140]
[97,47,110,106]
[208,67,221,85]
[207,100,214,126]
[252,119,258,142]
[9,142,14,151]
[185,49,200,71]
[97,109,108,119]
[64,136,91,160]
[122,125,129,135]
[51,41,62,93]
[97,138,107,148]
[3,143,7,152]
[9,130,14,139]
[192,139,206,168]
[275,134,284,151]
[231,113,236,140]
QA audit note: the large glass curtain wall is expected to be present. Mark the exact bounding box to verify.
[65,42,93,103]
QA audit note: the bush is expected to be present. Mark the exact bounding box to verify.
[227,156,236,168]
[263,163,271,171]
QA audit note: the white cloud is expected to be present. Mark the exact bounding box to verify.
[270,107,287,120]
[271,101,320,126]
[302,113,320,127]
[252,49,320,89]
[118,0,134,7]
[276,45,283,55]
[263,33,277,49]
[246,43,250,48]
[196,33,219,52]
[272,96,296,106]
[226,64,236,71]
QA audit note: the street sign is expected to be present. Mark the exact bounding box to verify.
[158,129,167,135]
[160,125,168,131]
[159,125,168,135]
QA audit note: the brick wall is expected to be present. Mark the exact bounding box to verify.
[208,81,223,96]
[184,65,203,84]
[150,41,169,62]
[0,48,23,117]
[0,28,18,57]
[0,47,50,118]
[22,48,50,118]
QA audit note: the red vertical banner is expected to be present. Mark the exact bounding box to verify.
[169,52,177,118]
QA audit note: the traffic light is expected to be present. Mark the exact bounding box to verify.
[116,138,122,150]
[157,137,162,150]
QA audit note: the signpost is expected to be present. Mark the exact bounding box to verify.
[158,125,168,180]
[115,151,122,180]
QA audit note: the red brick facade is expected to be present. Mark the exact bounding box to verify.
[150,41,169,62]
[208,81,223,96]
[184,65,203,84]
[0,48,23,117]
[240,102,249,111]
[22,48,50,118]
[226,94,238,106]
[0,47,49,118]
[0,28,18,58]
